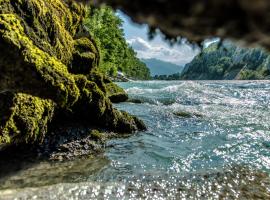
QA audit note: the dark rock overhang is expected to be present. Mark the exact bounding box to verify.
[76,0,270,50]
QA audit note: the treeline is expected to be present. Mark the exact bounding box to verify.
[84,6,150,80]
[180,41,270,80]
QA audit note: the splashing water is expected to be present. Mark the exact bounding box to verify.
[1,80,270,199]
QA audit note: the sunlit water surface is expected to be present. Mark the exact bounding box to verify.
[1,81,270,199]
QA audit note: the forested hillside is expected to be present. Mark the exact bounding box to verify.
[180,41,270,80]
[84,6,150,80]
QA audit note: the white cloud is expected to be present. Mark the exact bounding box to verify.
[128,37,200,65]
[129,37,152,51]
[203,38,220,48]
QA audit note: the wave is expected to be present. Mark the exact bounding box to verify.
[126,87,157,94]
[126,82,204,94]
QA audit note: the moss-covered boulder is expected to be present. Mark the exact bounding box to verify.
[0,92,55,145]
[73,75,145,132]
[0,0,146,148]
[105,82,128,103]
[70,37,99,74]
[87,70,129,103]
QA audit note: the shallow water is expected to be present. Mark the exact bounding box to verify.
[1,80,270,199]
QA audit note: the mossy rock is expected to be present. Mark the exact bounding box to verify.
[72,75,145,133]
[0,92,55,146]
[0,0,146,149]
[89,130,106,143]
[105,109,147,133]
[87,70,128,103]
[0,0,85,64]
[87,70,108,92]
[70,37,99,74]
[173,111,203,118]
[105,82,128,103]
[0,3,81,108]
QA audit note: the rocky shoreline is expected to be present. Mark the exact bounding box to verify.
[0,0,146,175]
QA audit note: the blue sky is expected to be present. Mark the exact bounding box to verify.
[117,11,201,66]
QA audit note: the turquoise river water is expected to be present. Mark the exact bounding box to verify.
[0,81,270,199]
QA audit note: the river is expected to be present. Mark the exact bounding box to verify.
[1,81,270,199]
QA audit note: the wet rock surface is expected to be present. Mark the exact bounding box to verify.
[0,125,109,182]
[37,126,109,161]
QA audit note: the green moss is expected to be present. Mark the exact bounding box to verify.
[87,70,107,92]
[73,75,107,118]
[105,82,128,103]
[89,129,106,142]
[0,92,55,145]
[72,75,145,133]
[174,111,192,118]
[70,37,99,74]
[108,110,146,133]
[0,0,86,64]
[24,44,81,107]
[0,13,80,107]
[74,37,98,55]
[86,70,128,103]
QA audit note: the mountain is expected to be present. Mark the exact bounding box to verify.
[180,41,270,80]
[142,58,184,76]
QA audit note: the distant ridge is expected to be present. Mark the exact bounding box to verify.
[180,41,270,80]
[141,58,184,76]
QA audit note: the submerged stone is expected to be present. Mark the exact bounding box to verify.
[173,111,203,118]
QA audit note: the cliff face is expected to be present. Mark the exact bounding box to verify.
[180,42,270,80]
[0,0,145,148]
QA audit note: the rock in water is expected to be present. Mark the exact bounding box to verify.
[0,0,145,149]
[105,82,128,103]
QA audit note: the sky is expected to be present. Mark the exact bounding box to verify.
[117,11,201,66]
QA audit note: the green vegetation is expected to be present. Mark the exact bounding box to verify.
[180,41,270,80]
[84,6,150,80]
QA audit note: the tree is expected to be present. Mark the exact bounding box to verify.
[84,6,150,80]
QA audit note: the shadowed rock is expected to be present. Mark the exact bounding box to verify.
[77,0,270,50]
